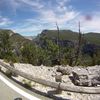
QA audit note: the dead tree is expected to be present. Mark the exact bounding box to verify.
[74,21,82,65]
[56,22,61,65]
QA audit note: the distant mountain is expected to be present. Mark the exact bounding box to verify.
[35,30,100,45]
[0,29,14,36]
[24,36,36,40]
[0,29,100,46]
[84,33,100,45]
[39,30,78,41]
[0,29,33,47]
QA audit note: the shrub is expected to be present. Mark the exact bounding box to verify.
[22,79,32,89]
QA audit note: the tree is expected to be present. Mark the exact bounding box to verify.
[21,43,38,65]
[74,21,82,66]
[42,38,59,66]
[60,46,75,66]
[56,22,61,65]
[0,32,13,61]
[36,47,49,66]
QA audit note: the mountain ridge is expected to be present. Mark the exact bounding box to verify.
[35,29,100,45]
[0,29,100,45]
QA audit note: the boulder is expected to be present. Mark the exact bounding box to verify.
[72,66,100,86]
[56,66,72,75]
[55,72,62,82]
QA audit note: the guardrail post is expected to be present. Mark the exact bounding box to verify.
[55,72,62,94]
[9,61,18,77]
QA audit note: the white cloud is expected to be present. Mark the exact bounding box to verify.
[0,16,13,26]
[34,0,79,25]
[1,0,78,25]
[64,12,100,33]
[9,0,78,24]
[0,0,44,15]
[56,0,71,12]
[19,0,43,9]
[10,0,80,35]
[12,18,57,35]
[81,14,100,33]
[40,9,79,24]
[57,0,70,6]
[12,19,44,35]
[4,0,100,35]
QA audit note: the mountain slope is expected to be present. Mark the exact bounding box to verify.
[40,30,78,41]
[35,30,100,45]
[84,33,100,45]
[0,29,34,46]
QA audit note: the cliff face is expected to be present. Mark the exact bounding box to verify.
[35,30,100,45]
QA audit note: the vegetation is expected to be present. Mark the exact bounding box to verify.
[35,30,100,45]
[22,79,33,88]
[0,29,99,66]
[0,31,13,61]
[21,43,38,65]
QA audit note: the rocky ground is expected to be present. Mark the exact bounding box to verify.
[1,60,100,100]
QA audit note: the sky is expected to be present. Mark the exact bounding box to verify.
[0,0,100,36]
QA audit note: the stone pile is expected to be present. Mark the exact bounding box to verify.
[72,66,100,86]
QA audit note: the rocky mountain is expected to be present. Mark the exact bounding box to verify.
[0,29,14,36]
[0,29,100,49]
[35,30,100,45]
[0,29,34,46]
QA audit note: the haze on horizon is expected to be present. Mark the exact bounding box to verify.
[0,0,100,36]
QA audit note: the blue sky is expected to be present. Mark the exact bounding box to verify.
[0,0,100,36]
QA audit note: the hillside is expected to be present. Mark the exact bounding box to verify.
[10,33,33,46]
[0,29,33,46]
[1,29,99,46]
[38,30,78,41]
[0,29,14,36]
[35,30,100,45]
[84,33,100,45]
[0,29,99,66]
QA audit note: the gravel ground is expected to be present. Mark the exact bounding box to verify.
[1,60,100,100]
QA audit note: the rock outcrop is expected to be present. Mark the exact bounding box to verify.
[72,66,100,86]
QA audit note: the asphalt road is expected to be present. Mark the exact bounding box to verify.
[0,73,29,100]
[0,72,51,100]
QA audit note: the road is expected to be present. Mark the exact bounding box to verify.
[0,72,51,100]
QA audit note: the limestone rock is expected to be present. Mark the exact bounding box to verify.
[57,66,72,75]
[72,66,100,86]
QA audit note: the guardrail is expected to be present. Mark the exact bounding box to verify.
[0,60,100,94]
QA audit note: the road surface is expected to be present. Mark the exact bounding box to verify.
[0,72,51,100]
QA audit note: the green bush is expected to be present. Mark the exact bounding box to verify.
[22,79,32,89]
[21,43,38,65]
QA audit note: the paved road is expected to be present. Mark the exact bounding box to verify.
[0,73,29,100]
[0,72,51,100]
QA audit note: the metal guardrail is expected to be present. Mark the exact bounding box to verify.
[0,61,100,94]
